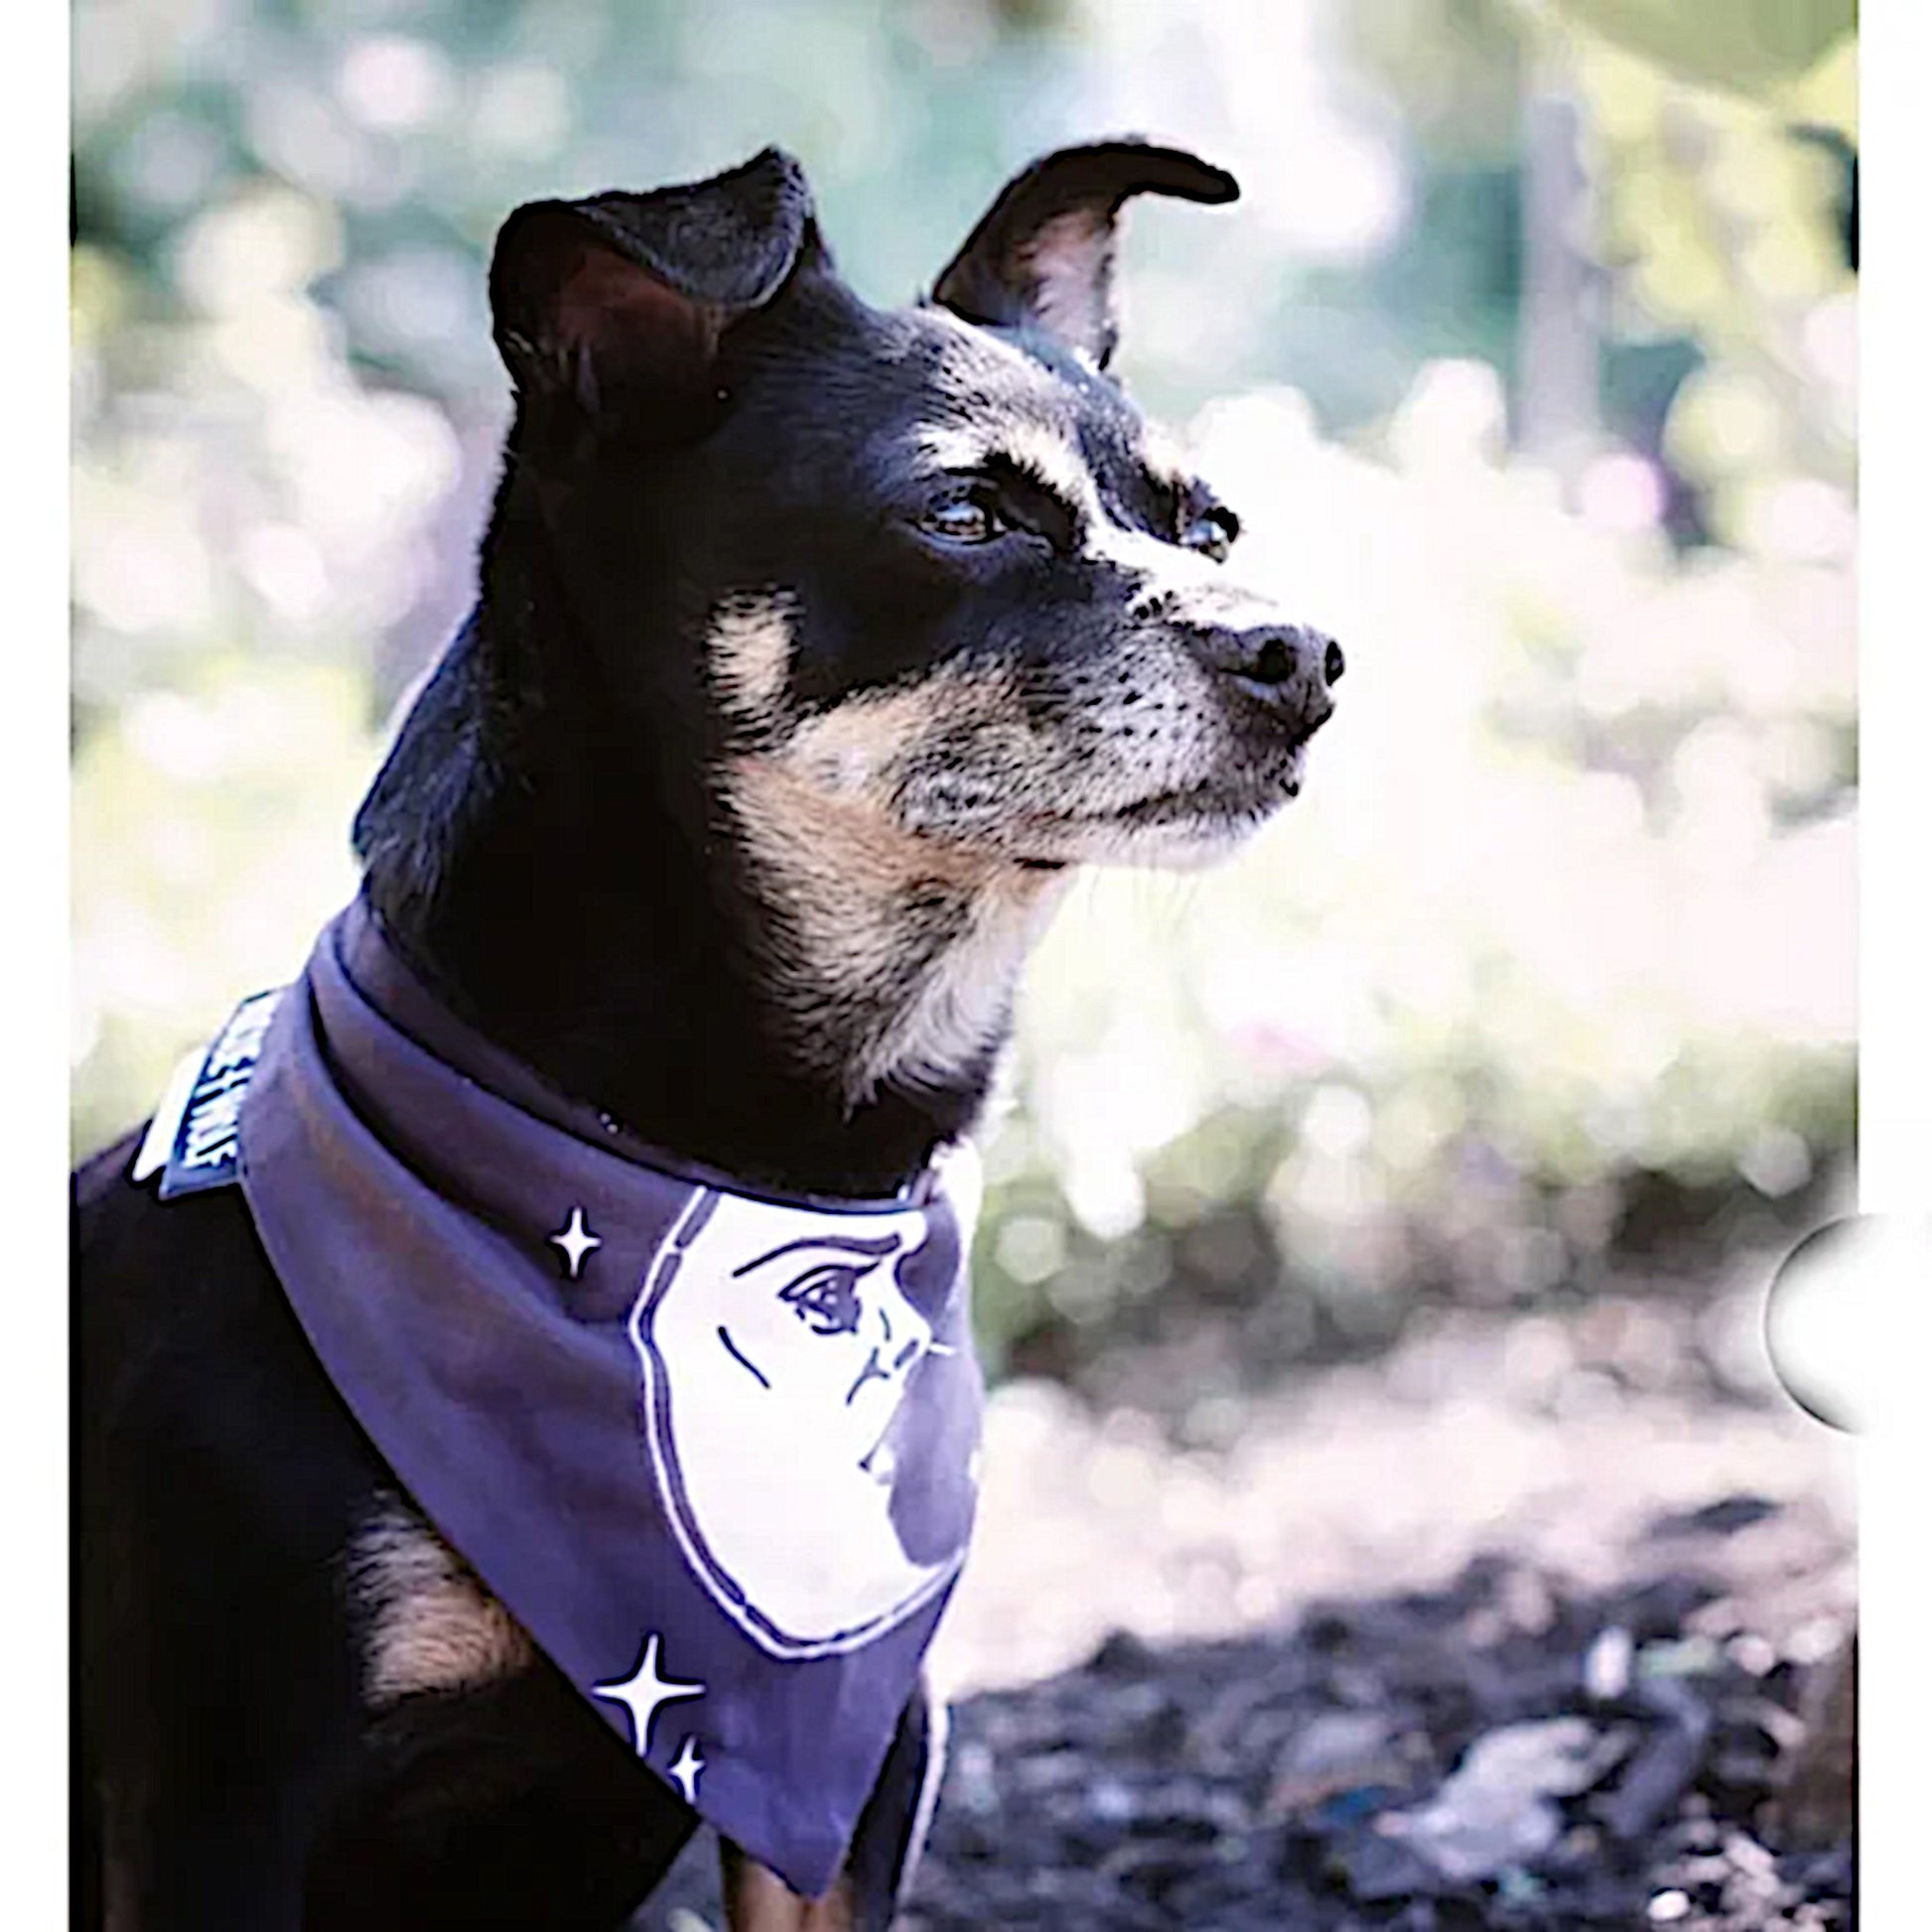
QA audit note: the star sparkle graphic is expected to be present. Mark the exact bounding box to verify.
[593,1631,705,1756]
[667,1734,706,1804]
[550,1205,603,1279]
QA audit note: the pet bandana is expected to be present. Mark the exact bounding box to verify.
[137,898,984,1898]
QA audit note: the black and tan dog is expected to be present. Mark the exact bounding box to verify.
[75,142,1341,1929]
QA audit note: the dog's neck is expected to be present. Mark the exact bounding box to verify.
[354,473,1057,1199]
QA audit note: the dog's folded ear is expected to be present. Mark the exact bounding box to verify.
[490,146,819,445]
[930,140,1237,370]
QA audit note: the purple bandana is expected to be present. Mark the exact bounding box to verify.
[149,901,984,1897]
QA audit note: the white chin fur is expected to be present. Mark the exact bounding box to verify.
[1034,807,1278,872]
[1099,815,1271,870]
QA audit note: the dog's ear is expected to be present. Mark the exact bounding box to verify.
[930,140,1237,369]
[490,146,820,445]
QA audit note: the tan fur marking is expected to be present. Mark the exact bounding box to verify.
[722,1842,857,1932]
[911,415,1095,511]
[911,422,992,477]
[1141,421,1197,497]
[708,593,799,732]
[1002,417,1096,506]
[350,1502,534,1705]
[723,712,1062,1103]
[784,685,939,797]
[1094,520,1283,630]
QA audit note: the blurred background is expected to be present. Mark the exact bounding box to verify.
[71,3,1859,1915]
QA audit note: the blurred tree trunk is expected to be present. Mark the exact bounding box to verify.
[1774,1629,1857,1850]
[1516,69,1599,489]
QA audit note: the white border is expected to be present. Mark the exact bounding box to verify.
[1858,8,1924,1924]
[9,0,69,1919]
[1859,41,1932,1221]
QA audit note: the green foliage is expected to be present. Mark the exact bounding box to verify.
[70,656,372,1159]
[1559,19,1856,509]
[1547,0,1855,96]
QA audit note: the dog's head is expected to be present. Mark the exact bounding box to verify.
[487,142,1339,881]
[363,143,1342,1119]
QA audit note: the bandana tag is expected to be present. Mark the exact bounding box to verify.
[132,990,284,1198]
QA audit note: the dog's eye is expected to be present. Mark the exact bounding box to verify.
[1179,506,1238,563]
[919,489,1007,546]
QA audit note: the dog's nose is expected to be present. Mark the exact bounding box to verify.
[1195,622,1341,724]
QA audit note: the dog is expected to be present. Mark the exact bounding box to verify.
[75,140,1341,1930]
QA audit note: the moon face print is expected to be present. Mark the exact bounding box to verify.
[629,1187,981,1658]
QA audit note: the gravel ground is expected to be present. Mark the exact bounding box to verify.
[639,1279,1854,1928]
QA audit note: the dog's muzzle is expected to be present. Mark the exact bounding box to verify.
[1188,621,1343,742]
